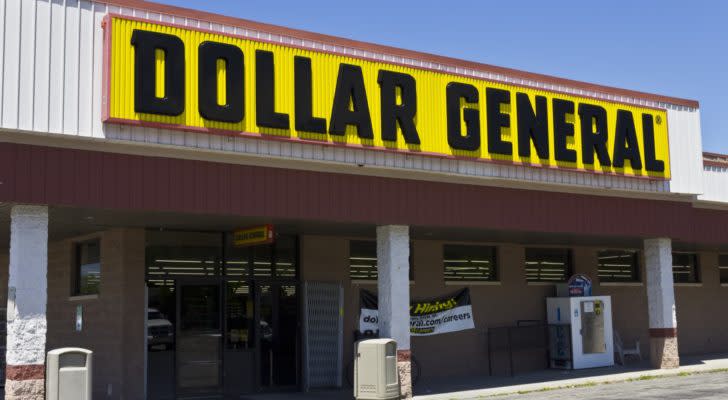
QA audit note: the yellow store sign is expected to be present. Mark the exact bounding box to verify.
[232,225,274,247]
[103,15,671,179]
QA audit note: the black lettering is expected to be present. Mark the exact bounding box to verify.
[198,41,244,123]
[613,110,643,169]
[294,56,327,134]
[643,114,665,172]
[446,82,480,151]
[553,99,577,162]
[130,30,185,116]
[255,50,290,129]
[329,64,373,139]
[579,103,611,166]
[486,88,512,155]
[516,93,549,159]
[378,70,420,144]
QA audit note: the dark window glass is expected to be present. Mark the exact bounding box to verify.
[226,281,254,349]
[146,231,298,280]
[274,236,297,279]
[719,255,728,284]
[75,239,101,295]
[223,234,298,280]
[350,241,378,280]
[349,240,413,281]
[146,231,222,278]
[525,248,572,282]
[672,253,699,283]
[443,244,498,282]
[225,241,250,278]
[252,244,274,278]
[598,250,640,282]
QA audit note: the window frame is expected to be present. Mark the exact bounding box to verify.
[524,247,573,283]
[443,244,499,283]
[73,238,102,296]
[719,254,728,285]
[597,249,641,283]
[672,252,700,284]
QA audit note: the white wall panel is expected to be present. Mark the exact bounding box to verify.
[0,0,715,199]
[62,0,80,134]
[48,0,65,133]
[699,166,728,204]
[667,109,704,195]
[32,0,50,132]
[2,0,21,128]
[17,0,36,131]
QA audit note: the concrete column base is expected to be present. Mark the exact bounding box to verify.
[397,350,412,399]
[649,330,680,369]
[4,375,45,400]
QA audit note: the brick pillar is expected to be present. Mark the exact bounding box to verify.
[6,206,48,399]
[644,238,679,369]
[376,225,411,399]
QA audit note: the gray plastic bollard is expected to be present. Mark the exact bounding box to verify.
[46,348,92,400]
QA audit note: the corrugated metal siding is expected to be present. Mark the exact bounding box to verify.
[666,108,704,195]
[699,166,728,204]
[0,0,707,197]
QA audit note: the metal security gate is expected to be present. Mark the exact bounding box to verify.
[302,282,343,390]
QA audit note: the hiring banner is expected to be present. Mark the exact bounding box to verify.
[359,289,475,336]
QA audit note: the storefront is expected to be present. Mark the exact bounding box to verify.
[145,232,300,397]
[1,0,728,399]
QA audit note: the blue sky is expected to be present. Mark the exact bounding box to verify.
[157,0,728,153]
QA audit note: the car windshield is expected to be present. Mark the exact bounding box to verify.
[148,311,164,320]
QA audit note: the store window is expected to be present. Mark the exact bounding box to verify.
[349,240,413,281]
[525,248,572,282]
[145,231,298,280]
[224,235,298,280]
[146,231,222,279]
[672,253,700,284]
[720,255,728,284]
[443,244,498,282]
[597,249,640,282]
[74,239,101,295]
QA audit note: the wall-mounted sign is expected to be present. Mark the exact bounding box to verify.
[232,225,274,247]
[567,274,593,297]
[103,15,671,179]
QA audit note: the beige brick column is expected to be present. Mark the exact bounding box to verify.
[6,206,48,400]
[644,238,679,369]
[377,225,411,399]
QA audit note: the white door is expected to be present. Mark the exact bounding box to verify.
[571,296,614,369]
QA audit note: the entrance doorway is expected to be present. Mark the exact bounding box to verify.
[177,283,222,395]
[146,231,300,399]
[258,283,299,389]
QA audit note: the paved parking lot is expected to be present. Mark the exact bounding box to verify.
[489,372,728,400]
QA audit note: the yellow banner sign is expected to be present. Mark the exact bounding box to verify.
[104,15,670,179]
[232,225,274,247]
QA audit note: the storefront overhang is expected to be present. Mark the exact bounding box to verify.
[0,142,726,247]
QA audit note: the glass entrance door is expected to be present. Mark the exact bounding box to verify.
[176,283,222,395]
[223,281,256,395]
[258,283,299,389]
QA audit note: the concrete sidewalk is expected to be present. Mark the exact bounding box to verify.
[414,353,728,399]
[236,353,728,400]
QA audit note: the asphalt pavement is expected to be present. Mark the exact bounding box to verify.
[488,371,728,400]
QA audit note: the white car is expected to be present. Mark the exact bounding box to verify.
[147,308,174,350]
